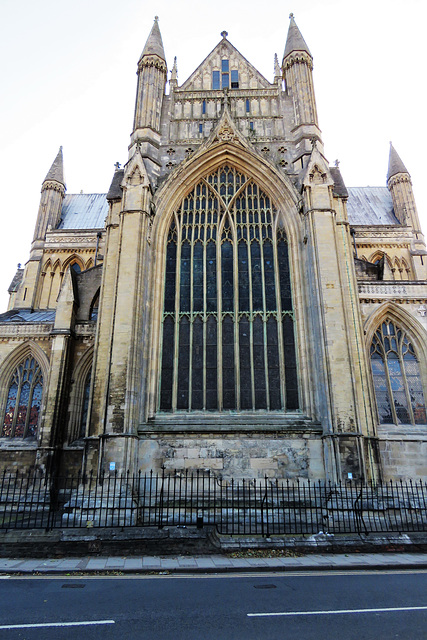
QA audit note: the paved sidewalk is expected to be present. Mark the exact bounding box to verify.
[0,553,426,575]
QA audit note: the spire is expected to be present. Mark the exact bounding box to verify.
[43,146,65,186]
[139,16,166,62]
[387,142,409,181]
[170,56,178,83]
[283,13,312,59]
[274,53,281,80]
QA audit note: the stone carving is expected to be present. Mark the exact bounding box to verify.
[217,125,236,142]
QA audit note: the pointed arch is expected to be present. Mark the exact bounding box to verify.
[66,346,94,443]
[148,157,304,417]
[364,303,427,426]
[62,254,85,274]
[85,258,94,270]
[369,251,392,268]
[0,342,49,439]
[143,143,311,421]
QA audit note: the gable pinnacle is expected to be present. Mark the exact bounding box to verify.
[140,16,166,62]
[387,142,409,181]
[221,30,228,39]
[283,13,312,59]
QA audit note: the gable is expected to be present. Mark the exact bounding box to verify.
[180,37,271,92]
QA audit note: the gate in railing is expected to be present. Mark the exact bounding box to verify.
[1,469,427,535]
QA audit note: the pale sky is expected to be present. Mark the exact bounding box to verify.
[0,0,426,311]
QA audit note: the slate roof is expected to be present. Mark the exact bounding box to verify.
[330,167,348,198]
[59,194,108,230]
[347,187,400,226]
[0,309,56,323]
[8,268,24,293]
[106,169,124,201]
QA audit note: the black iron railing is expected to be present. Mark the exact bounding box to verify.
[1,469,427,535]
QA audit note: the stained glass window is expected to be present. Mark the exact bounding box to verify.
[371,320,426,425]
[2,357,43,438]
[159,165,299,413]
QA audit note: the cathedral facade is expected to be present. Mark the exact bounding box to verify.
[1,16,426,482]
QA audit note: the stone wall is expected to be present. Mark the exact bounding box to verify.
[137,433,324,480]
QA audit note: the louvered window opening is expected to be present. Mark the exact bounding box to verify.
[159,165,298,413]
[371,320,426,425]
[2,357,43,438]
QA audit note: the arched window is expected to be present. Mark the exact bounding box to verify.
[89,290,99,321]
[159,165,298,413]
[70,262,81,274]
[2,357,43,438]
[371,319,426,425]
[78,372,91,439]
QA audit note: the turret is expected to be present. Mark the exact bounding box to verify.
[32,147,65,243]
[387,143,426,278]
[387,143,421,232]
[282,14,321,164]
[131,17,167,163]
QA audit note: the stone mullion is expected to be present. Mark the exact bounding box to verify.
[230,209,239,413]
[398,333,416,425]
[24,380,36,439]
[247,207,255,410]
[202,213,208,410]
[217,216,225,412]
[380,333,397,425]
[272,227,287,409]
[188,222,196,410]
[172,218,183,411]
[258,214,270,410]
[10,372,22,437]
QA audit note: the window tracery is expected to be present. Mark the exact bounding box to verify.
[159,165,298,413]
[371,319,426,425]
[2,357,43,438]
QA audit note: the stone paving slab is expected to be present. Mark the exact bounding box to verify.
[0,553,426,575]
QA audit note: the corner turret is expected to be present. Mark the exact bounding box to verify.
[387,143,426,277]
[131,17,167,167]
[282,14,321,166]
[33,147,65,242]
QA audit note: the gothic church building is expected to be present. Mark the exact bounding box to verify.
[1,16,426,482]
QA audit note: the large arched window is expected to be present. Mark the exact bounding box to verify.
[159,165,298,413]
[371,319,426,425]
[2,357,43,438]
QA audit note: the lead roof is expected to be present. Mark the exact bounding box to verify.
[59,194,108,229]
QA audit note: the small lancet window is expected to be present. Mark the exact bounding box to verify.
[2,357,43,438]
[231,70,239,88]
[246,99,250,113]
[212,70,220,90]
[371,320,426,425]
[202,100,206,114]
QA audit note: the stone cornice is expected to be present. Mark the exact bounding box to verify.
[388,173,412,188]
[41,180,65,194]
[283,51,313,71]
[138,55,167,73]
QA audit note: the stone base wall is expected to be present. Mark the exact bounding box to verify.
[0,448,37,474]
[378,429,427,480]
[137,433,325,480]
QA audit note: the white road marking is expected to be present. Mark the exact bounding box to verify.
[248,605,427,617]
[0,620,115,629]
